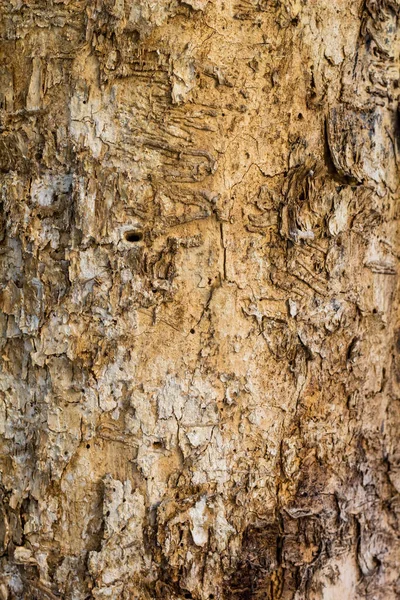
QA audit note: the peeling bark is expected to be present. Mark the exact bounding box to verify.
[0,1,399,599]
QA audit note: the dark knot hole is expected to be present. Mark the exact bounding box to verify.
[125,230,143,243]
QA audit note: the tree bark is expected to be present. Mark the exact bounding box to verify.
[0,1,399,598]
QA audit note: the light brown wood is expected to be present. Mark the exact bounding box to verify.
[0,1,399,598]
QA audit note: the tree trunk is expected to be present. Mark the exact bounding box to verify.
[0,1,399,598]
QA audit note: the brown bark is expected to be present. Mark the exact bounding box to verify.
[0,1,399,599]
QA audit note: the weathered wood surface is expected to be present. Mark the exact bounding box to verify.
[0,1,399,598]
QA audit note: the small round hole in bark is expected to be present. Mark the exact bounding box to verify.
[86,444,90,449]
[298,112,303,119]
[124,230,143,243]
[190,328,195,334]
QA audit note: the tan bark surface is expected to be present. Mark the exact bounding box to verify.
[0,1,399,598]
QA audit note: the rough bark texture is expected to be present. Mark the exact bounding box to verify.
[0,1,399,599]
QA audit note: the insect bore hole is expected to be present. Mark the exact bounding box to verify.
[124,230,143,243]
